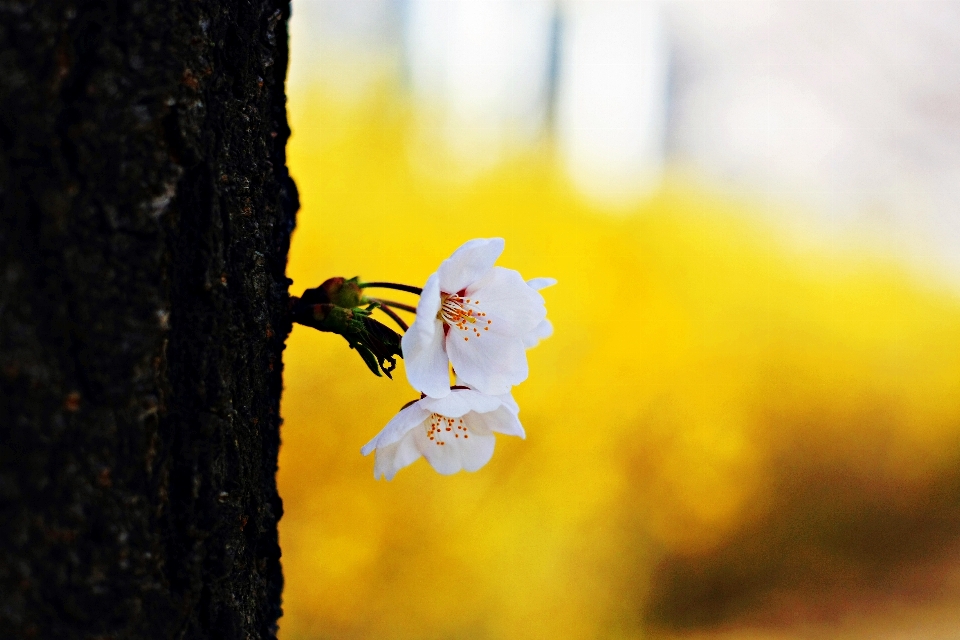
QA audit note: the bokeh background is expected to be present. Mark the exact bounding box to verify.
[278,2,960,638]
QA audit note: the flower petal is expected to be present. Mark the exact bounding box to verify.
[446,324,528,396]
[419,388,501,417]
[451,377,520,416]
[526,277,557,291]
[414,272,443,323]
[468,406,526,439]
[414,424,496,474]
[498,392,520,416]
[522,318,553,348]
[401,273,451,397]
[437,238,505,294]
[467,266,545,334]
[372,432,423,480]
[457,432,498,472]
[361,403,431,455]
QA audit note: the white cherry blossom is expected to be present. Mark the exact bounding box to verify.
[360,388,524,480]
[401,238,549,397]
[523,277,556,348]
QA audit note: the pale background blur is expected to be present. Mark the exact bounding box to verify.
[279,2,960,638]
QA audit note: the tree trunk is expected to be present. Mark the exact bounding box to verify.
[0,1,297,637]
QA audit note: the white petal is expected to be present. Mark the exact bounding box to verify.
[401,273,451,397]
[446,324,528,396]
[414,423,496,475]
[522,318,553,348]
[467,406,525,439]
[456,432,497,471]
[414,272,443,323]
[437,238,505,294]
[361,403,431,455]
[419,388,501,417]
[526,277,557,291]
[451,378,520,415]
[372,431,423,480]
[498,392,520,416]
[467,266,546,334]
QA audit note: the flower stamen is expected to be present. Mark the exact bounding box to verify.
[426,414,469,445]
[438,292,491,338]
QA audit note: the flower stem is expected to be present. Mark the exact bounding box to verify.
[375,303,409,332]
[371,298,418,314]
[358,282,423,295]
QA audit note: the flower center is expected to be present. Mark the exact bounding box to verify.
[438,291,492,341]
[426,413,470,445]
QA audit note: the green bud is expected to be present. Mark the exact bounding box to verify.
[320,276,364,308]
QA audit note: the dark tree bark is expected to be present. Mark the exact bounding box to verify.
[0,1,297,637]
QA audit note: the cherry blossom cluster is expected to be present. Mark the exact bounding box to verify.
[361,238,554,480]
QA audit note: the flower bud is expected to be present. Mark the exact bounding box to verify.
[320,276,364,308]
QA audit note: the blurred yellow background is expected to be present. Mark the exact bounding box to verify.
[277,80,960,639]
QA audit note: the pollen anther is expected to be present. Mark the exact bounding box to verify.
[438,292,491,338]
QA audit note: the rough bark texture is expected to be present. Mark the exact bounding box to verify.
[0,1,297,637]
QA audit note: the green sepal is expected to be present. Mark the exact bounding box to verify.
[291,297,402,378]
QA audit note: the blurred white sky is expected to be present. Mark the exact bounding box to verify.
[290,0,960,282]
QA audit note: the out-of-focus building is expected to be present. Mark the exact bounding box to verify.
[555,1,668,207]
[666,2,960,280]
[292,0,960,282]
[404,0,556,177]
